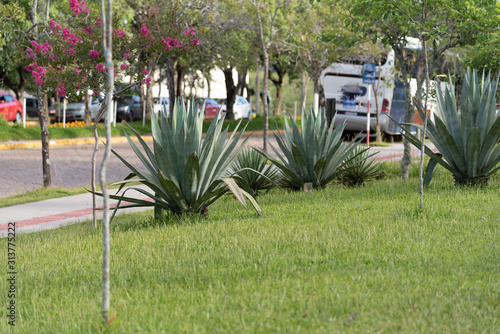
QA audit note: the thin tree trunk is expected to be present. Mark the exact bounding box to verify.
[419,1,430,209]
[395,49,414,182]
[300,71,308,112]
[257,12,269,152]
[100,0,113,323]
[373,84,382,142]
[166,57,176,123]
[38,91,51,187]
[255,57,260,115]
[312,73,321,116]
[85,90,91,125]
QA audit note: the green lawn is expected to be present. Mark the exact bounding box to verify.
[1,174,499,333]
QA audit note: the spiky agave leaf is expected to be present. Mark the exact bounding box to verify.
[256,109,364,190]
[396,68,500,186]
[96,99,262,218]
[338,146,384,187]
[230,148,282,197]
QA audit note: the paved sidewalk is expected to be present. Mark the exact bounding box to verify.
[0,185,151,237]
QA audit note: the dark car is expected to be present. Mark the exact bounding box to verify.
[115,95,142,122]
[0,92,24,123]
[25,97,40,118]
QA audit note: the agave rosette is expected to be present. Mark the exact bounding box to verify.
[105,100,261,216]
[257,109,365,190]
[401,69,500,186]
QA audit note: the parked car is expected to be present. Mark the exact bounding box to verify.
[115,95,143,122]
[196,98,221,120]
[0,92,23,123]
[153,97,170,118]
[54,94,103,122]
[219,96,252,120]
[25,96,40,118]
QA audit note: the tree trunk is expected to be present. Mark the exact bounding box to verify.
[269,65,286,116]
[300,71,308,112]
[237,70,247,96]
[373,84,382,143]
[37,90,51,187]
[100,0,114,323]
[255,57,260,115]
[84,90,91,125]
[175,63,184,101]
[312,72,321,116]
[258,18,269,152]
[138,81,145,121]
[223,67,236,120]
[166,57,176,123]
[395,48,414,182]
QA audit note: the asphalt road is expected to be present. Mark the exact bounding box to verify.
[0,135,418,199]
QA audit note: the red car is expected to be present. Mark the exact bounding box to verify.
[0,92,23,123]
[196,98,221,120]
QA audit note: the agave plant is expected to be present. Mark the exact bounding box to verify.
[230,148,282,197]
[103,100,261,217]
[256,109,365,190]
[338,146,384,187]
[400,69,500,186]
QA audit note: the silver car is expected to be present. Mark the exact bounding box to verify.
[54,95,103,122]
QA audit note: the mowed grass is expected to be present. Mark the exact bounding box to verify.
[1,174,499,333]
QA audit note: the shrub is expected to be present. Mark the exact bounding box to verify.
[400,68,500,186]
[257,109,364,190]
[104,100,262,217]
[338,146,384,186]
[230,148,282,197]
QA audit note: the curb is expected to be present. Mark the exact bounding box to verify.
[0,130,272,150]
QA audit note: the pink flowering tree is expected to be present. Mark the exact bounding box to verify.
[23,0,198,189]
[25,2,196,104]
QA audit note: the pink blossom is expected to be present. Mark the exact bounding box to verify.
[192,38,200,46]
[120,64,127,70]
[31,41,38,48]
[26,48,34,58]
[83,77,87,83]
[93,91,99,97]
[65,48,76,56]
[56,82,66,97]
[114,28,126,38]
[123,51,129,58]
[49,53,55,59]
[141,23,150,37]
[75,83,81,90]
[184,28,196,36]
[75,65,82,74]
[49,20,62,31]
[83,26,93,35]
[70,0,81,15]
[95,63,105,72]
[89,50,100,59]
[25,65,34,72]
[80,0,90,14]
[32,72,44,85]
[114,72,118,78]
[143,69,149,75]
[142,77,152,85]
